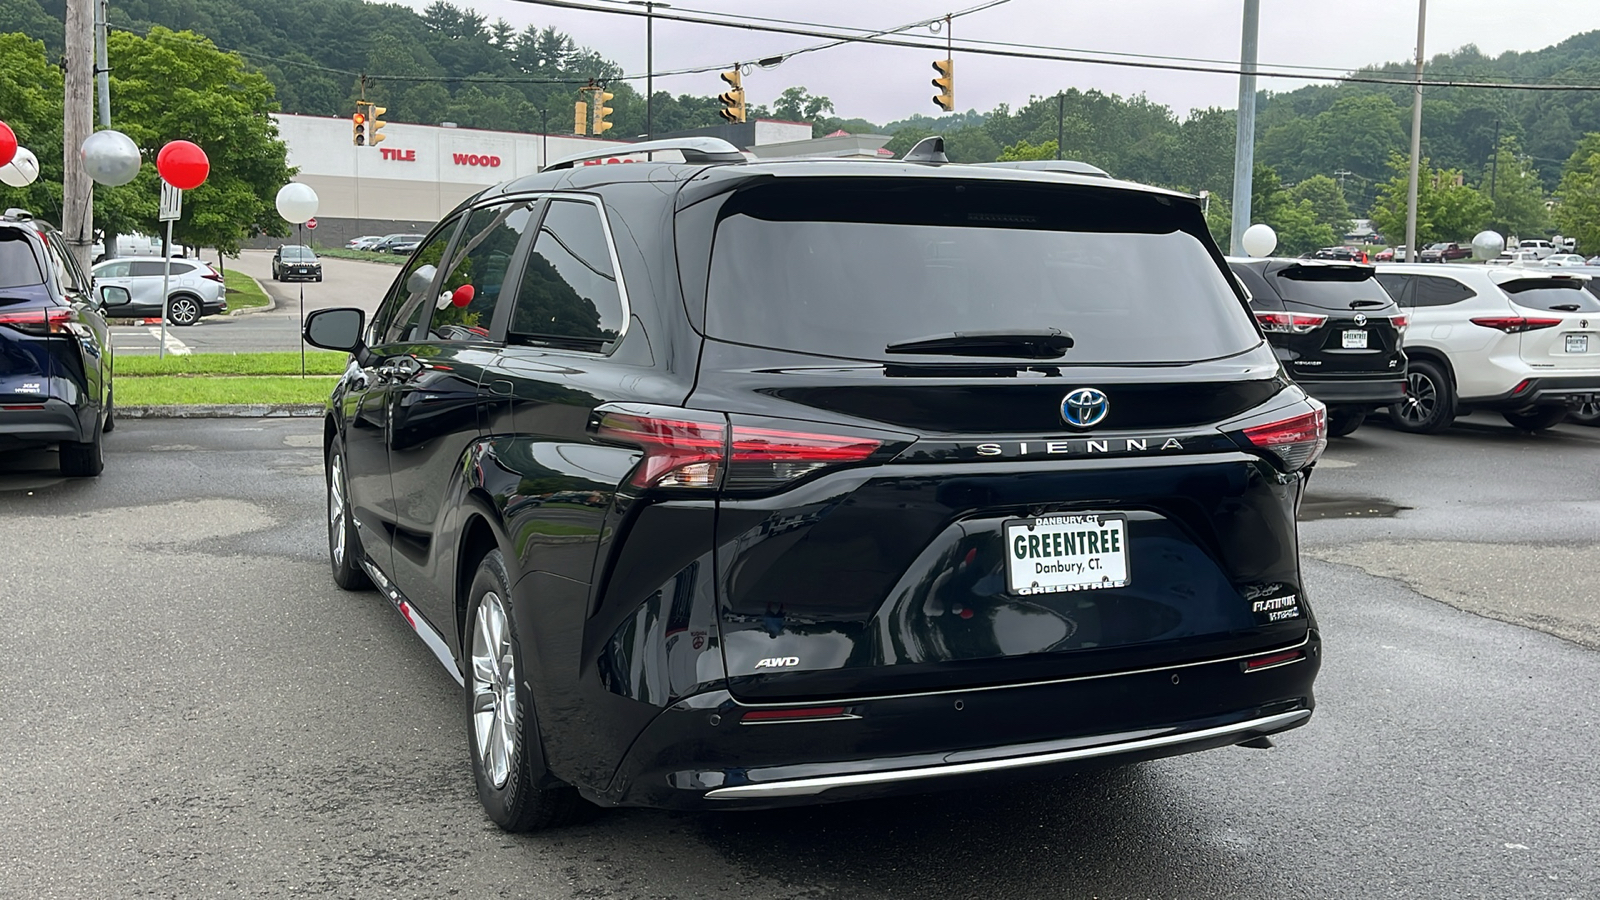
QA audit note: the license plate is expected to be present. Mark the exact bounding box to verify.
[1566,334,1589,353]
[1342,330,1368,349]
[1004,514,1129,595]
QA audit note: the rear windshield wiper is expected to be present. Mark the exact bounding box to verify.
[1348,299,1388,308]
[885,328,1074,359]
[1548,303,1583,312]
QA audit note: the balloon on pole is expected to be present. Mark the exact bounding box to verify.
[81,130,142,187]
[275,182,319,224]
[0,121,16,169]
[156,140,209,190]
[1241,223,1278,258]
[0,147,40,187]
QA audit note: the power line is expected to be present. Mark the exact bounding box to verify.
[508,0,1600,93]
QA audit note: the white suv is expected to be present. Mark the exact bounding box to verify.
[1373,264,1600,432]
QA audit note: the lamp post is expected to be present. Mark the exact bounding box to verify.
[628,1,670,141]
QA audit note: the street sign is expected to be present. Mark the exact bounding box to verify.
[158,182,182,222]
[306,217,317,230]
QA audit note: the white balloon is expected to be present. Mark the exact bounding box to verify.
[275,182,319,224]
[81,130,141,186]
[1472,230,1506,260]
[0,147,40,187]
[1241,223,1278,258]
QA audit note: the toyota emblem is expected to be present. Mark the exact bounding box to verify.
[1061,388,1110,428]
[1353,313,1368,326]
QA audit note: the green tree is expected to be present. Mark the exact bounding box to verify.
[95,27,296,255]
[1250,165,1338,254]
[1369,153,1493,247]
[1553,132,1600,255]
[1289,174,1354,235]
[1481,137,1550,239]
[771,87,835,127]
[996,139,1058,162]
[0,33,64,222]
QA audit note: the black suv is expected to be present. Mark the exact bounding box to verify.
[1228,259,1407,436]
[0,211,114,475]
[304,138,1324,830]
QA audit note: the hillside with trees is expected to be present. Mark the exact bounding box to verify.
[8,0,1600,251]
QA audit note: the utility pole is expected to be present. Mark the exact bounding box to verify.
[1228,0,1260,256]
[1488,117,1502,201]
[63,0,96,270]
[1403,0,1427,265]
[1056,92,1064,160]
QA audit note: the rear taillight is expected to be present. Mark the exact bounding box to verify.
[1241,407,1327,472]
[1255,312,1328,334]
[1470,316,1562,334]
[593,407,884,492]
[0,307,72,335]
[201,268,225,283]
[1390,314,1409,331]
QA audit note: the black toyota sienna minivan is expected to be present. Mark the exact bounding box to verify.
[304,137,1324,831]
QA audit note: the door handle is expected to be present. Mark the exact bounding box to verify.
[376,356,422,381]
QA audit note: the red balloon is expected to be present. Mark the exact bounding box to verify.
[451,284,475,308]
[0,121,16,168]
[156,140,209,190]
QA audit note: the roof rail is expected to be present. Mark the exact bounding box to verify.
[977,160,1111,177]
[543,136,745,171]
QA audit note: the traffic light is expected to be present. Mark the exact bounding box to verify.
[352,110,366,146]
[718,69,745,124]
[932,59,955,112]
[367,105,387,146]
[593,91,615,134]
[574,100,588,135]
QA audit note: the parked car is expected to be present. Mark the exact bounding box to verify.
[1485,250,1544,267]
[1515,239,1555,260]
[1374,246,1410,262]
[370,233,425,255]
[271,245,323,282]
[346,235,385,251]
[1374,264,1600,432]
[0,210,113,476]
[1229,258,1407,437]
[1305,246,1369,264]
[1544,253,1587,267]
[303,136,1323,831]
[1417,242,1471,263]
[91,256,227,325]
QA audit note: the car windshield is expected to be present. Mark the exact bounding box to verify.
[1426,243,1449,251]
[704,179,1259,365]
[1272,265,1392,310]
[0,231,45,289]
[281,246,316,260]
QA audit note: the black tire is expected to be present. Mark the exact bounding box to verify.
[168,295,202,327]
[59,412,104,477]
[465,549,587,832]
[326,442,371,590]
[1502,406,1568,432]
[1570,397,1600,426]
[101,388,114,433]
[1326,407,1366,438]
[1388,360,1455,434]
[315,275,323,282]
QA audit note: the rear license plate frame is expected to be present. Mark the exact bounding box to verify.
[1342,330,1369,349]
[1004,514,1130,596]
[1566,334,1589,354]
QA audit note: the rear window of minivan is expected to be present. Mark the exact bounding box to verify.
[704,180,1258,364]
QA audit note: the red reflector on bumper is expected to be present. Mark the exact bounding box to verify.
[741,706,851,724]
[1244,650,1306,671]
[2,404,47,410]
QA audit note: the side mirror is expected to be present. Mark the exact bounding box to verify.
[99,285,132,308]
[304,307,366,353]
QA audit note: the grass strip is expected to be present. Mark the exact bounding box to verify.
[313,247,405,265]
[117,351,348,376]
[223,269,273,310]
[117,375,339,406]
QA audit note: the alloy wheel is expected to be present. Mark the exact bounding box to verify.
[471,592,517,790]
[328,452,347,566]
[1398,370,1438,425]
[170,296,200,325]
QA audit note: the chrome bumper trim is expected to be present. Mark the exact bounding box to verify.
[704,709,1310,800]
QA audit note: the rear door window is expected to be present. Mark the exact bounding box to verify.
[1409,275,1476,307]
[508,198,625,351]
[704,180,1258,364]
[428,199,540,341]
[130,261,170,277]
[1373,273,1412,305]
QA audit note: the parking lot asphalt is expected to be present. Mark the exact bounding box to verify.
[1,415,1597,899]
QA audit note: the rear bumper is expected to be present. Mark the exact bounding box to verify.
[1467,375,1600,410]
[595,633,1320,810]
[0,398,87,447]
[1298,375,1406,406]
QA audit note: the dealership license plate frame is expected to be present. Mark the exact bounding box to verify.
[1342,329,1369,349]
[1566,334,1589,354]
[1004,513,1130,596]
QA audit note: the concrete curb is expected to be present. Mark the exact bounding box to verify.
[120,404,324,419]
[228,270,277,316]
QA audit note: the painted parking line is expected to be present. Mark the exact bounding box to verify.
[147,326,191,356]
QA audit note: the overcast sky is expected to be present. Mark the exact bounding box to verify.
[395,0,1600,125]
